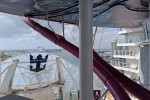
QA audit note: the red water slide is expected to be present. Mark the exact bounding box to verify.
[21,17,150,99]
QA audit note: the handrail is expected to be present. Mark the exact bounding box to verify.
[111,61,138,70]
[114,50,137,57]
[117,37,141,44]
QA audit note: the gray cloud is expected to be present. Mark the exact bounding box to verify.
[0,13,32,38]
[0,12,119,50]
[0,12,62,49]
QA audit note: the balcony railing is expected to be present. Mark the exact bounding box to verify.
[111,61,139,73]
[117,37,142,44]
[114,50,137,56]
[118,27,143,34]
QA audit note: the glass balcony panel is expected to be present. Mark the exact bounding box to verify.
[117,36,143,44]
[114,50,137,57]
[111,61,139,71]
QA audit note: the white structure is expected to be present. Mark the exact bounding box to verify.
[0,59,19,95]
[0,49,104,100]
[111,27,145,83]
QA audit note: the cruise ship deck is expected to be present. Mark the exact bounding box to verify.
[0,0,150,100]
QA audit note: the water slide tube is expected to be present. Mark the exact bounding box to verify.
[21,17,150,99]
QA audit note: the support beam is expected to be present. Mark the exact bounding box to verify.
[0,59,19,94]
[62,86,66,100]
[79,0,93,100]
[0,57,1,84]
[56,57,64,100]
[140,45,150,90]
[62,16,65,38]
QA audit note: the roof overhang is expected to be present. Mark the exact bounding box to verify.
[0,0,150,28]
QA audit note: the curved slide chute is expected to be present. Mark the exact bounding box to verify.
[21,17,150,99]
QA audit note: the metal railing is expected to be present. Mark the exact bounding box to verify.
[114,50,137,57]
[117,37,142,44]
[118,27,143,34]
[111,61,139,70]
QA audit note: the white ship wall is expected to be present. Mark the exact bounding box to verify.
[140,45,150,90]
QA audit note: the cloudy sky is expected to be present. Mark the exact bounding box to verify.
[0,12,120,50]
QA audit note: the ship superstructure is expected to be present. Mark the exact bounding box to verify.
[111,27,150,90]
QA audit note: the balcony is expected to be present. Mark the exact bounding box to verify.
[113,50,138,59]
[117,37,141,46]
[118,27,143,35]
[111,61,139,73]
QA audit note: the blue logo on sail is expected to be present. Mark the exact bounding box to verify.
[30,54,48,72]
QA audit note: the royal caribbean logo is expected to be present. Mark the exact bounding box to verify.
[30,54,48,72]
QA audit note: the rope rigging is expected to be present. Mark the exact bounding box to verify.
[62,16,65,38]
[45,7,60,40]
[67,24,78,46]
[46,7,55,32]
[99,28,104,50]
[93,5,101,46]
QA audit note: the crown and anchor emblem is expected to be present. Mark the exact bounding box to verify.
[30,54,48,72]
